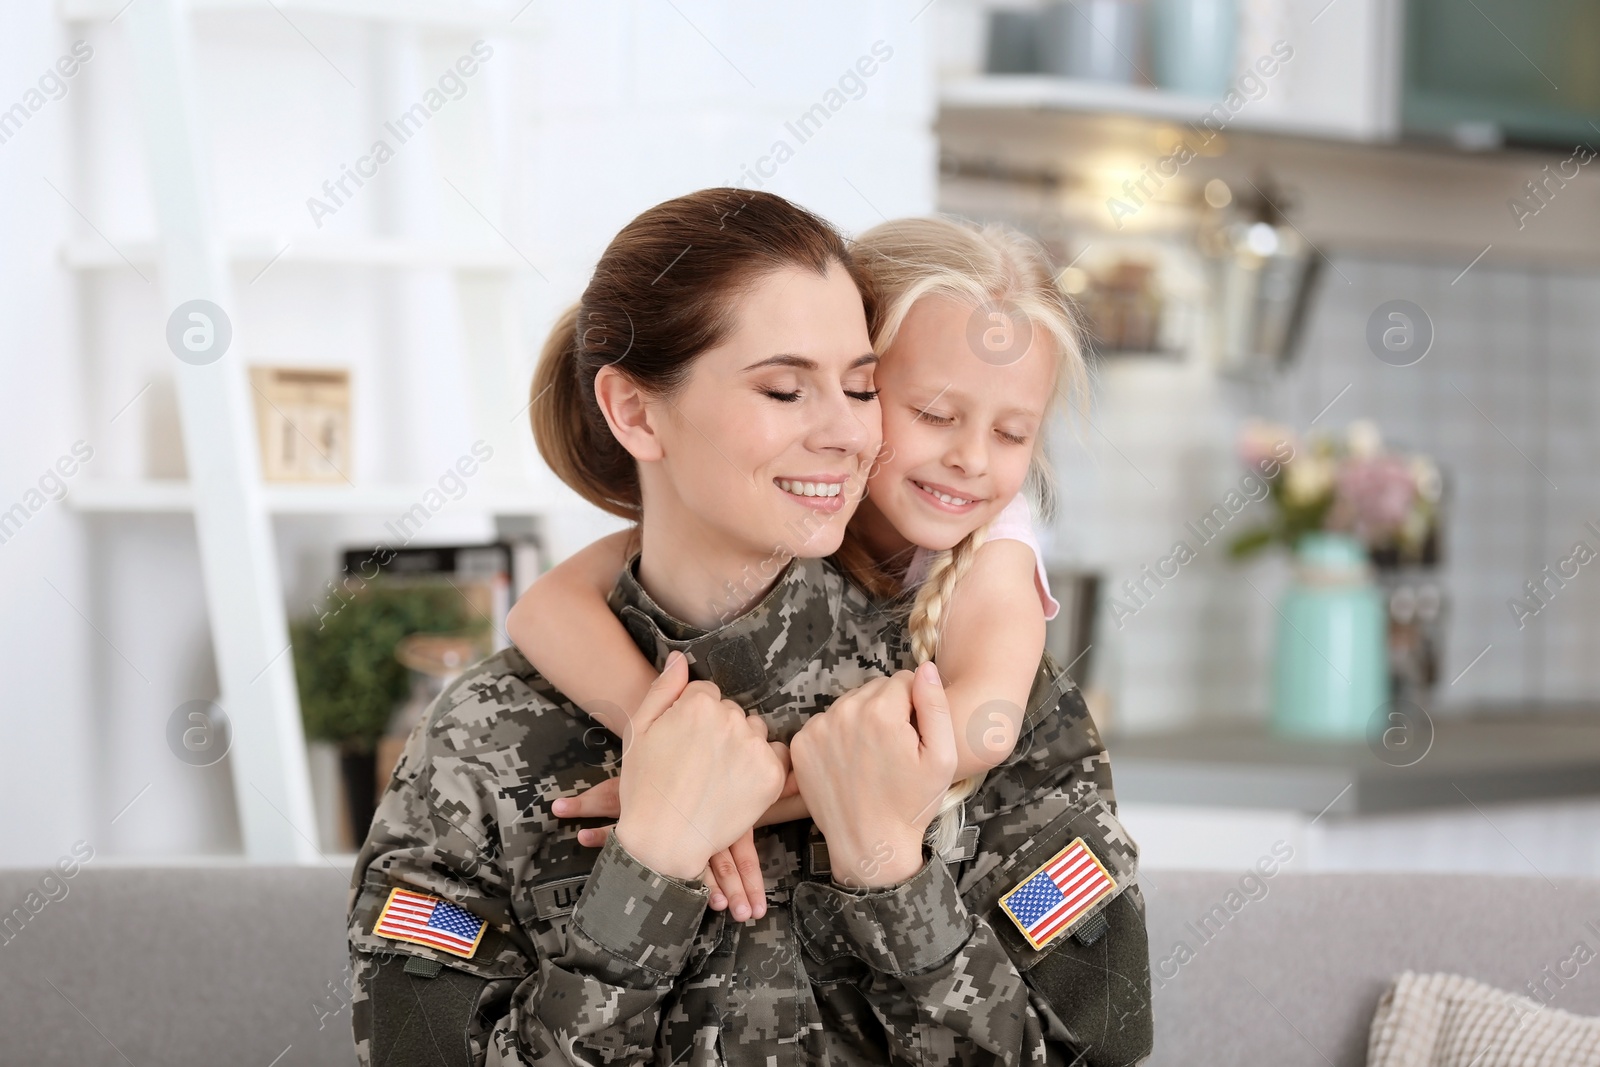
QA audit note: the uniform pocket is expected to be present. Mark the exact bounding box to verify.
[365,951,499,1067]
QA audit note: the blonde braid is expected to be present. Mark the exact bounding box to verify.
[907,525,991,858]
[848,214,1092,860]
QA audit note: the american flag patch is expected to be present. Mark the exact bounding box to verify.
[374,887,487,959]
[998,837,1116,951]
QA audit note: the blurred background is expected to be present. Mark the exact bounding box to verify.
[3,0,1598,880]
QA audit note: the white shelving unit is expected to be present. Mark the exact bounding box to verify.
[61,0,531,30]
[65,0,551,862]
[70,480,580,516]
[61,236,528,271]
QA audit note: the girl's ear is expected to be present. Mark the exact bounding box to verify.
[593,364,665,462]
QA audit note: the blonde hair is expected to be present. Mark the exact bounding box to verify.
[851,217,1088,859]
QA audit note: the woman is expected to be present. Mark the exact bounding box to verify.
[346,188,1151,1067]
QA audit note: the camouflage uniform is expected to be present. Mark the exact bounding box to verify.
[347,555,1152,1067]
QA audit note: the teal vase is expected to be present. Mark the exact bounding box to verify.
[1271,533,1390,739]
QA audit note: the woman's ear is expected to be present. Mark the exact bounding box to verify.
[594,364,665,463]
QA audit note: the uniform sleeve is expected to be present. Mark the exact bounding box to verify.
[509,833,711,1064]
[788,668,1151,1067]
[979,678,1153,1066]
[348,698,710,1067]
[791,851,1052,1067]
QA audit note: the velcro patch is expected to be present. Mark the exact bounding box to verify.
[374,886,487,959]
[945,823,980,863]
[530,875,588,921]
[998,837,1117,951]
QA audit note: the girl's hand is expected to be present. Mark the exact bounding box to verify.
[790,662,957,888]
[554,783,771,921]
[759,775,809,826]
[560,771,812,838]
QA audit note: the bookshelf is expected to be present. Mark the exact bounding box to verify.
[69,480,581,516]
[63,0,552,861]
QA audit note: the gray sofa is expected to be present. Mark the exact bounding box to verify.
[4,865,1598,1065]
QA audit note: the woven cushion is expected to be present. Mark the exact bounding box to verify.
[1368,971,1600,1066]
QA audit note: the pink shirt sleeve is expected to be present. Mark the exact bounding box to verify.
[982,495,1061,621]
[901,495,1060,620]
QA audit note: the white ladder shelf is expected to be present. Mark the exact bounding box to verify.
[68,0,545,861]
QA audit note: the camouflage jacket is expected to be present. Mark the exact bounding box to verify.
[347,555,1152,1067]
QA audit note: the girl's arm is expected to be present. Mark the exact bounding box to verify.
[511,533,788,921]
[934,539,1049,778]
[767,539,1047,815]
[506,530,652,740]
[509,532,808,827]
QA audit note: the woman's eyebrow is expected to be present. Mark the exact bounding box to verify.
[741,352,879,372]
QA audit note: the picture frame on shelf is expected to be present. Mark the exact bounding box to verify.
[248,366,351,483]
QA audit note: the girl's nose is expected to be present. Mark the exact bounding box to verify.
[944,427,986,476]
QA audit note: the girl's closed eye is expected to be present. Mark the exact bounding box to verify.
[913,407,1029,445]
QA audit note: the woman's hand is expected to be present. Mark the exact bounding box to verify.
[554,780,779,921]
[604,652,789,884]
[790,662,957,888]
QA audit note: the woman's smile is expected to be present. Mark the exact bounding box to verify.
[775,474,851,512]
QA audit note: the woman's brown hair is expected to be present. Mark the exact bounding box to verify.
[531,188,875,518]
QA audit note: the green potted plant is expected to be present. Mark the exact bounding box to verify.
[291,582,485,846]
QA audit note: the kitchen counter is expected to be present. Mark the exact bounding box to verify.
[1105,711,1600,817]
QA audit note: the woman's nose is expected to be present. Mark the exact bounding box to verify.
[810,389,876,457]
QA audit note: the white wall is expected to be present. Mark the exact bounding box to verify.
[0,1,936,866]
[0,6,98,868]
[518,3,938,557]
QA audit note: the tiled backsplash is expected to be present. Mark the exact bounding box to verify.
[1047,253,1600,733]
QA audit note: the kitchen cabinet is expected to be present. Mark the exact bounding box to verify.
[940,0,1403,143]
[937,1,1600,263]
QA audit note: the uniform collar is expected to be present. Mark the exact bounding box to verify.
[607,554,840,707]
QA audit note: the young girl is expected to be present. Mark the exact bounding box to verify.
[511,215,1087,915]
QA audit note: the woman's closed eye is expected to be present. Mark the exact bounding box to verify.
[762,387,880,403]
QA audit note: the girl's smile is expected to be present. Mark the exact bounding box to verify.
[908,477,987,513]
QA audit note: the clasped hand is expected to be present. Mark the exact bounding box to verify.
[550,652,957,921]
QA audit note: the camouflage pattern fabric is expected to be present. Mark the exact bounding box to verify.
[347,554,1152,1066]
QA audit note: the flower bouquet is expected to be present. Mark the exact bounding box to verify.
[1229,419,1443,565]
